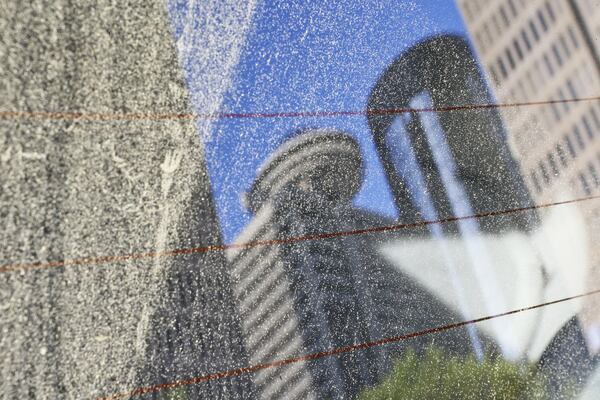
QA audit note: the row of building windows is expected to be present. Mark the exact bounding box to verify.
[507,28,582,104]
[464,0,523,32]
[579,155,600,196]
[530,104,600,193]
[512,64,589,157]
[474,0,564,57]
[488,1,562,85]
[474,0,523,52]
[544,60,594,123]
[539,62,597,137]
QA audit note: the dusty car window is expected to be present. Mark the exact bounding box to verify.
[1,0,599,399]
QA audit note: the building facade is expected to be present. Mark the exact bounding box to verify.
[458,0,600,201]
[227,130,472,399]
[457,0,600,353]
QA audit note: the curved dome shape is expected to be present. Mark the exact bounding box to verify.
[245,129,364,214]
[367,35,480,141]
[366,34,537,232]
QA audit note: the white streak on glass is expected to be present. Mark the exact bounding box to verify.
[413,91,516,358]
[386,115,484,360]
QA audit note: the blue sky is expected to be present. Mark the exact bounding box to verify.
[167,0,469,243]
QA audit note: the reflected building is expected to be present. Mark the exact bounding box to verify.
[458,0,600,355]
[457,0,600,202]
[227,130,472,399]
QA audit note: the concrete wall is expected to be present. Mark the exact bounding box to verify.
[0,1,253,398]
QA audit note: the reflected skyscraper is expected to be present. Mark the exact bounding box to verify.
[457,0,600,209]
[458,0,600,358]
[228,130,471,399]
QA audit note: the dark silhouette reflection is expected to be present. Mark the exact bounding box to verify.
[366,35,544,362]
[539,317,598,399]
[366,34,597,397]
[227,130,472,399]
[367,35,538,233]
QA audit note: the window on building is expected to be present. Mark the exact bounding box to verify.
[566,79,577,99]
[500,6,510,28]
[537,9,548,32]
[550,102,561,122]
[521,29,532,51]
[583,115,594,140]
[508,0,518,17]
[559,34,570,57]
[540,161,550,184]
[552,43,563,67]
[580,172,592,195]
[545,1,556,23]
[591,106,600,130]
[533,60,544,85]
[565,134,577,157]
[531,170,542,193]
[492,13,502,35]
[589,163,600,187]
[483,24,493,47]
[556,143,568,166]
[575,69,586,96]
[568,25,580,48]
[584,62,596,86]
[543,53,554,76]
[557,88,569,112]
[574,125,586,150]
[497,56,508,80]
[505,47,516,70]
[548,152,559,175]
[513,38,524,61]
[530,19,540,42]
[489,64,500,84]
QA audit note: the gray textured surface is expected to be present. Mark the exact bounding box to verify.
[0,1,254,398]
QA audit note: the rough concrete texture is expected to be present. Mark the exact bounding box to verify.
[1,1,254,398]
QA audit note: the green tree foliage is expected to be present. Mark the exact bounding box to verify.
[160,386,187,400]
[360,348,548,400]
